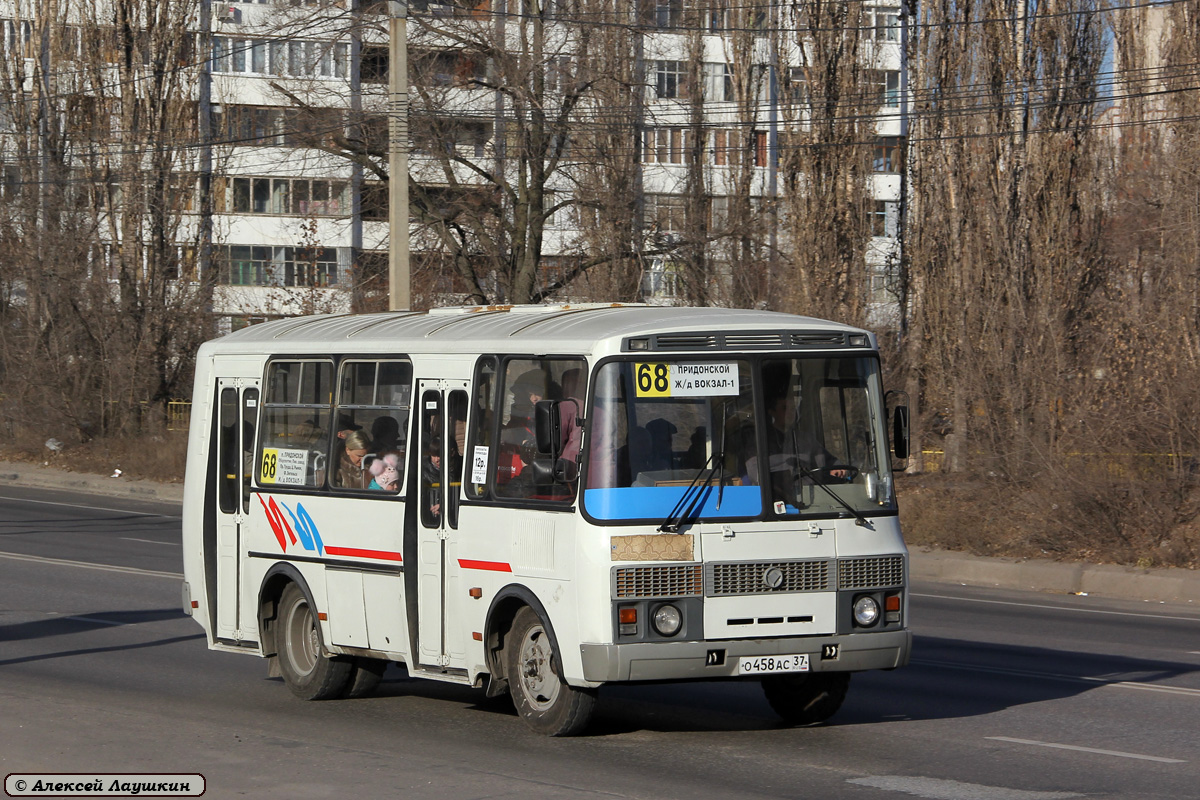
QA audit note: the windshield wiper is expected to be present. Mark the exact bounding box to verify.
[658,451,723,534]
[793,462,873,528]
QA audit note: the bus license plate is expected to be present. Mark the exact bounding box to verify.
[737,654,810,675]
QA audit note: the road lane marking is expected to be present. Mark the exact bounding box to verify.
[847,776,1082,799]
[0,550,182,579]
[913,592,1200,623]
[987,737,1187,763]
[121,537,180,546]
[0,492,181,519]
[914,659,1200,697]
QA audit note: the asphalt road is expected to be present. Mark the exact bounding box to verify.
[1,485,1198,799]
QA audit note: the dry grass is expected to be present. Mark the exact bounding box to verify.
[1,430,189,484]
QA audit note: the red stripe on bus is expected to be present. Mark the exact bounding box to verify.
[458,559,513,572]
[324,546,403,562]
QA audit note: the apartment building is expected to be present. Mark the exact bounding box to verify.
[1,0,906,327]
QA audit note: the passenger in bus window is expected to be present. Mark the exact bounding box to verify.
[422,436,442,516]
[557,368,585,479]
[368,452,401,492]
[369,415,401,452]
[504,369,547,441]
[337,429,372,489]
[499,369,547,483]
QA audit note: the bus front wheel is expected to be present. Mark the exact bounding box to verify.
[505,606,596,736]
[761,672,850,726]
[275,582,352,700]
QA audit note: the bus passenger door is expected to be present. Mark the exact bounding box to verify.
[215,378,260,643]
[415,380,469,670]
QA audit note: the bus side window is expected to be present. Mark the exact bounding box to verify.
[466,357,497,499]
[257,360,334,491]
[333,359,412,493]
[447,390,467,527]
[495,357,587,501]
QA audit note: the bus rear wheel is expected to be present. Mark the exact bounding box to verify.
[275,582,352,700]
[505,606,596,736]
[761,672,850,726]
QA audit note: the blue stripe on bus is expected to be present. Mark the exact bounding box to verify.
[583,485,761,521]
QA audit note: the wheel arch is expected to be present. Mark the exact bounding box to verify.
[258,562,318,659]
[483,584,563,694]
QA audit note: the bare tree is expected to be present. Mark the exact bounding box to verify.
[0,0,212,440]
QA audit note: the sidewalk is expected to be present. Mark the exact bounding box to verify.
[2,460,1197,606]
[0,460,184,504]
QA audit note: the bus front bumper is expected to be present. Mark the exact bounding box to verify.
[579,629,911,683]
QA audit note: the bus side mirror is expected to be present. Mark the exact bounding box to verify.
[535,400,561,458]
[892,406,910,460]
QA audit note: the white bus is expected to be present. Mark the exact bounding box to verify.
[181,305,911,735]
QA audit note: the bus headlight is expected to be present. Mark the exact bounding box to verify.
[853,596,880,627]
[652,604,683,636]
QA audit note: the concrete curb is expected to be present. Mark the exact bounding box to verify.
[0,461,185,504]
[3,460,1197,605]
[909,548,1200,606]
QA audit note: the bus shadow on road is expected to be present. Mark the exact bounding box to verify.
[833,634,1200,726]
[366,634,1200,734]
[0,607,188,643]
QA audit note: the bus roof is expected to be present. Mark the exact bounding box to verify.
[203,305,871,356]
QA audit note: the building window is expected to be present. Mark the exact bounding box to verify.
[212,36,348,78]
[645,194,685,235]
[868,263,899,305]
[867,70,901,109]
[872,137,903,173]
[362,45,388,84]
[217,245,340,287]
[655,0,682,29]
[753,130,768,167]
[216,177,350,216]
[865,5,901,41]
[413,49,487,87]
[654,60,687,100]
[706,0,729,32]
[413,119,491,158]
[642,128,691,165]
[869,200,899,237]
[785,67,809,105]
[362,181,389,221]
[703,62,732,102]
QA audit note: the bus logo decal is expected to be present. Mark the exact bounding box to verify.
[258,495,324,557]
[258,495,296,550]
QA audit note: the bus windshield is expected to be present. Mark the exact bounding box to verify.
[582,356,896,523]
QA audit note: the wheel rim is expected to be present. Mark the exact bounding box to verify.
[516,623,560,711]
[284,598,318,677]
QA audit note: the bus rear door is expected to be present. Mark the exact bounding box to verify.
[414,380,469,672]
[214,377,260,643]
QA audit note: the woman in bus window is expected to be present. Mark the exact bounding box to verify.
[337,429,372,489]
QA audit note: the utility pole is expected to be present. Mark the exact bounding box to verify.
[388,0,412,311]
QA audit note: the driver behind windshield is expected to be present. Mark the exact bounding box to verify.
[760,370,849,505]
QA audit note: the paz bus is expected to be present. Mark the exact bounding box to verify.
[181,304,911,735]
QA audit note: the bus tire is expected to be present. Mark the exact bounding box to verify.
[761,672,850,726]
[342,657,386,699]
[275,582,352,700]
[505,606,596,736]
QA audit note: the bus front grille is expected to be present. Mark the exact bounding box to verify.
[613,564,704,598]
[838,556,905,589]
[706,559,832,596]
